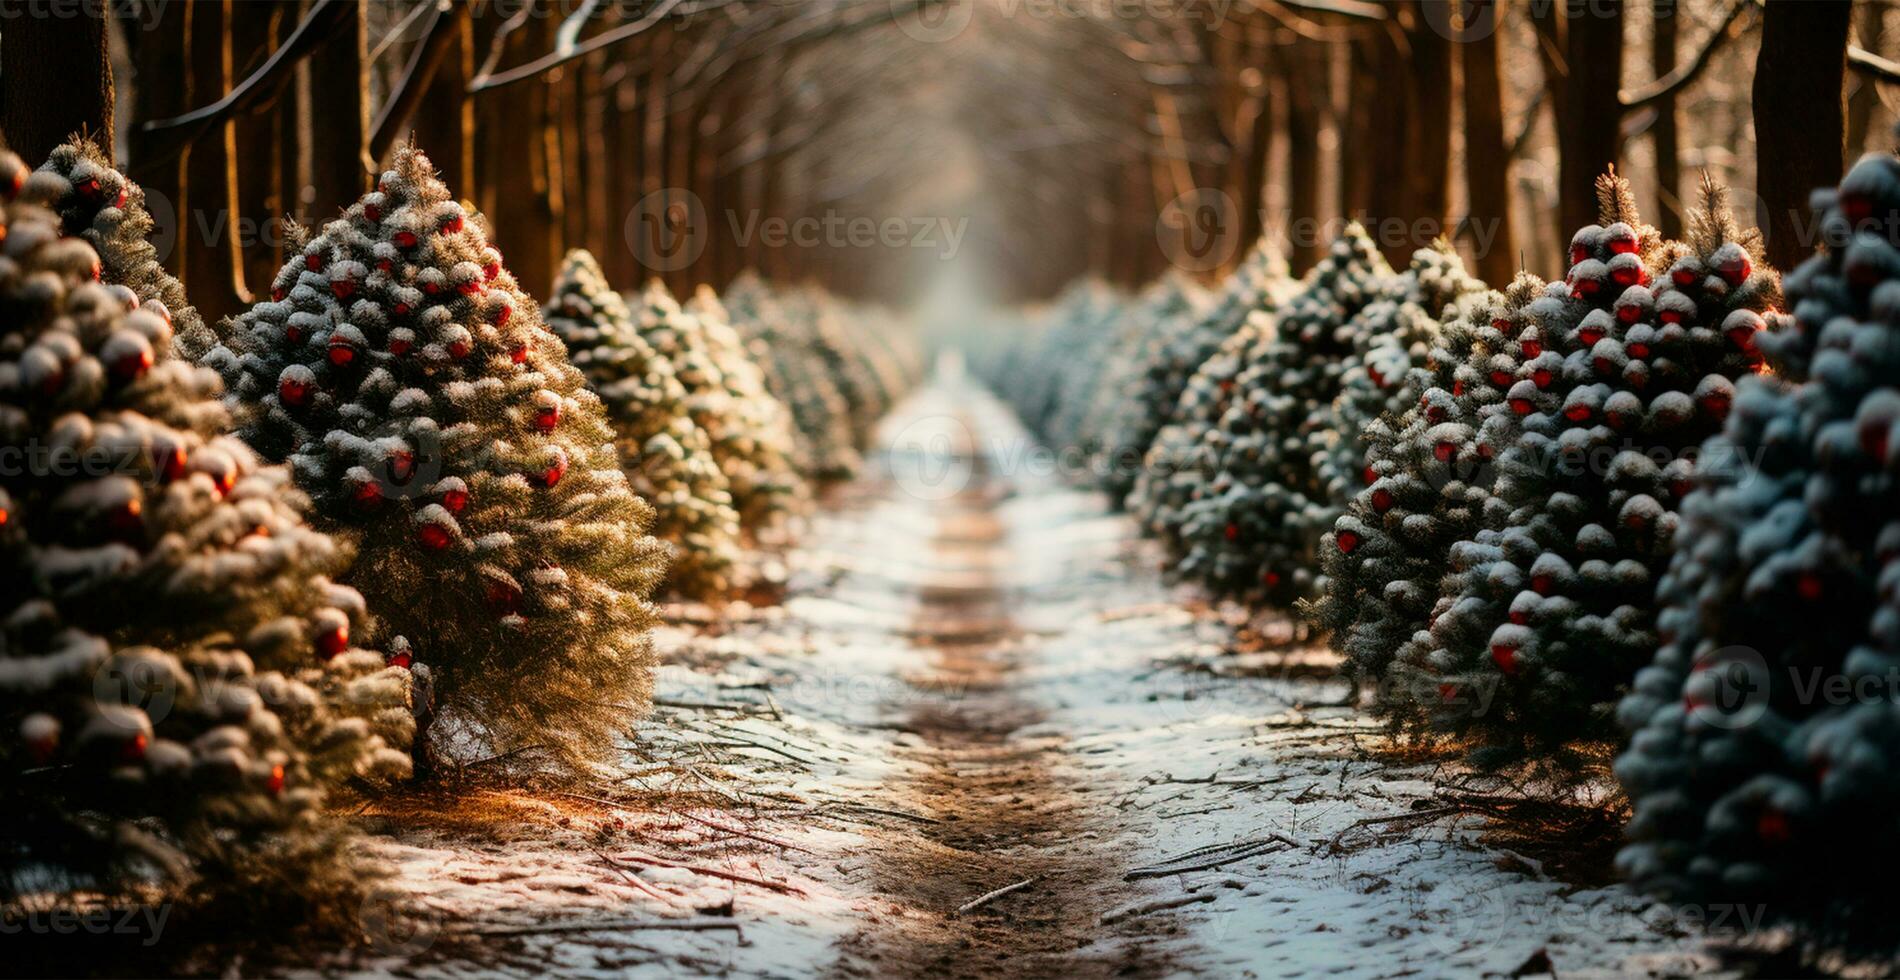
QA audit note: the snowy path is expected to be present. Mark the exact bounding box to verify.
[334,375,1744,979]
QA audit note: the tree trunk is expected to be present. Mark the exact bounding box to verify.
[1651,0,1683,237]
[232,2,284,299]
[181,0,241,322]
[411,1,474,193]
[1402,0,1452,256]
[1846,0,1886,157]
[307,0,370,219]
[1,6,113,164]
[127,4,188,280]
[1755,0,1852,272]
[1462,0,1518,284]
[1556,0,1625,257]
[1283,46,1323,273]
[478,12,556,297]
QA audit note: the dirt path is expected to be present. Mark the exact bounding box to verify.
[336,374,1744,979]
[830,418,1187,978]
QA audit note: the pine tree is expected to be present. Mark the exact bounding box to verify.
[549,256,740,599]
[1306,244,1487,540]
[1105,241,1286,507]
[1397,174,1780,771]
[1615,153,1900,935]
[1171,224,1395,600]
[1085,273,1206,497]
[1315,275,1548,688]
[722,275,862,483]
[208,147,668,775]
[682,284,806,537]
[29,139,217,360]
[0,149,409,935]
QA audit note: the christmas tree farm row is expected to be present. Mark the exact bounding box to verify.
[0,137,919,957]
[971,158,1900,945]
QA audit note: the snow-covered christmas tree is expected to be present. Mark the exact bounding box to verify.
[1396,173,1780,771]
[1314,275,1548,689]
[1616,153,1899,934]
[682,284,806,537]
[28,139,217,360]
[1086,272,1206,499]
[1104,242,1285,507]
[1170,224,1395,601]
[722,275,862,483]
[209,147,668,774]
[0,147,410,930]
[548,255,740,599]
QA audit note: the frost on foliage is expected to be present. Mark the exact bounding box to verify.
[24,138,216,361]
[1314,274,1548,686]
[1164,224,1398,602]
[1389,172,1782,774]
[212,147,667,775]
[0,148,407,933]
[723,274,863,483]
[681,284,807,536]
[1614,154,1900,935]
[546,253,740,600]
[1104,243,1287,508]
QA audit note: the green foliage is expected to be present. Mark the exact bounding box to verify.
[548,256,740,599]
[0,146,408,940]
[211,148,666,776]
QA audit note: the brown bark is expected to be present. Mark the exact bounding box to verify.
[232,0,284,301]
[1651,0,1683,237]
[306,0,369,218]
[128,4,189,280]
[1556,0,1624,256]
[411,1,474,192]
[1462,0,1519,284]
[1847,0,1886,156]
[1755,0,1853,272]
[1402,0,1452,253]
[1283,46,1324,273]
[1,3,113,164]
[182,0,241,322]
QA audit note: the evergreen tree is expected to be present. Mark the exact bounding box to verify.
[1616,153,1900,935]
[1306,244,1487,536]
[1171,224,1395,600]
[549,256,740,599]
[29,139,217,360]
[682,284,806,537]
[1315,275,1548,687]
[722,275,862,483]
[208,148,667,775]
[1103,242,1285,506]
[0,150,409,935]
[1086,269,1200,497]
[1398,174,1780,770]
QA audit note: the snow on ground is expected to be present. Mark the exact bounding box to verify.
[322,376,1753,978]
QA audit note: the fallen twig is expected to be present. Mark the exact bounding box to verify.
[1101,891,1215,924]
[1321,807,1462,854]
[674,809,814,854]
[1124,835,1301,880]
[608,850,807,896]
[458,917,739,937]
[954,876,1038,915]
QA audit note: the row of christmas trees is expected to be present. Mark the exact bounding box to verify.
[973,155,1900,943]
[0,137,919,952]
